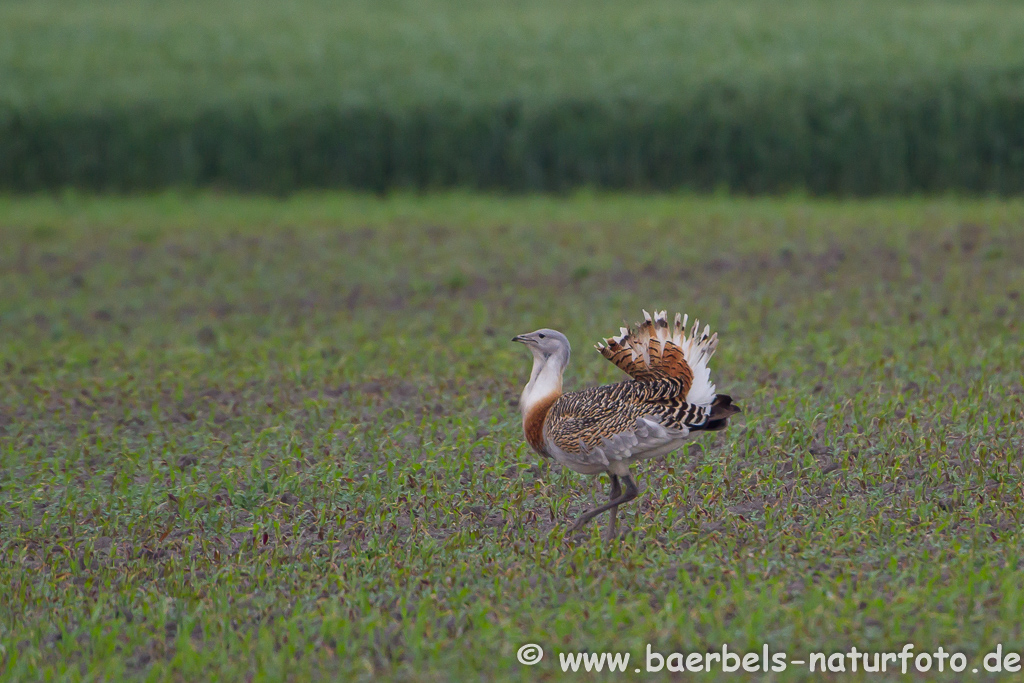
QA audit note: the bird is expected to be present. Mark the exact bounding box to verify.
[512,309,740,540]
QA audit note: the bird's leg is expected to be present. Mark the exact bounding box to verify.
[569,474,638,535]
[609,474,622,499]
[606,475,622,541]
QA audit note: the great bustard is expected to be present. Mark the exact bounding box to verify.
[513,310,740,539]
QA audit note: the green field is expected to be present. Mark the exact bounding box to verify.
[4,0,1023,109]
[1,193,1023,680]
[2,0,1024,192]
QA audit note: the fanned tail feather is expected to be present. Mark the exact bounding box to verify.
[676,313,719,406]
[596,309,720,405]
[595,326,650,381]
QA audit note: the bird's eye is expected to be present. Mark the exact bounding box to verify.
[538,334,546,339]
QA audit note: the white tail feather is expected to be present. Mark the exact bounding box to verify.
[677,317,719,405]
[652,309,671,352]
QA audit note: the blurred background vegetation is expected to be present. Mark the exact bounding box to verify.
[2,0,1023,194]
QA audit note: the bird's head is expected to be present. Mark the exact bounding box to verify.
[512,328,571,369]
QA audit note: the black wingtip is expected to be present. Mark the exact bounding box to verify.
[701,418,731,432]
[710,394,742,418]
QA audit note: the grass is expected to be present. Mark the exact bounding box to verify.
[1,192,1023,680]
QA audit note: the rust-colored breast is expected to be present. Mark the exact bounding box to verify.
[523,393,560,457]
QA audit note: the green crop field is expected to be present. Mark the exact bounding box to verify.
[4,0,1023,109]
[1,193,1023,680]
[2,0,1024,192]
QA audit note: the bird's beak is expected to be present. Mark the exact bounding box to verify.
[511,334,530,344]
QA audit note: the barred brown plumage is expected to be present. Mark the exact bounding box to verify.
[544,381,712,456]
[513,309,741,540]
